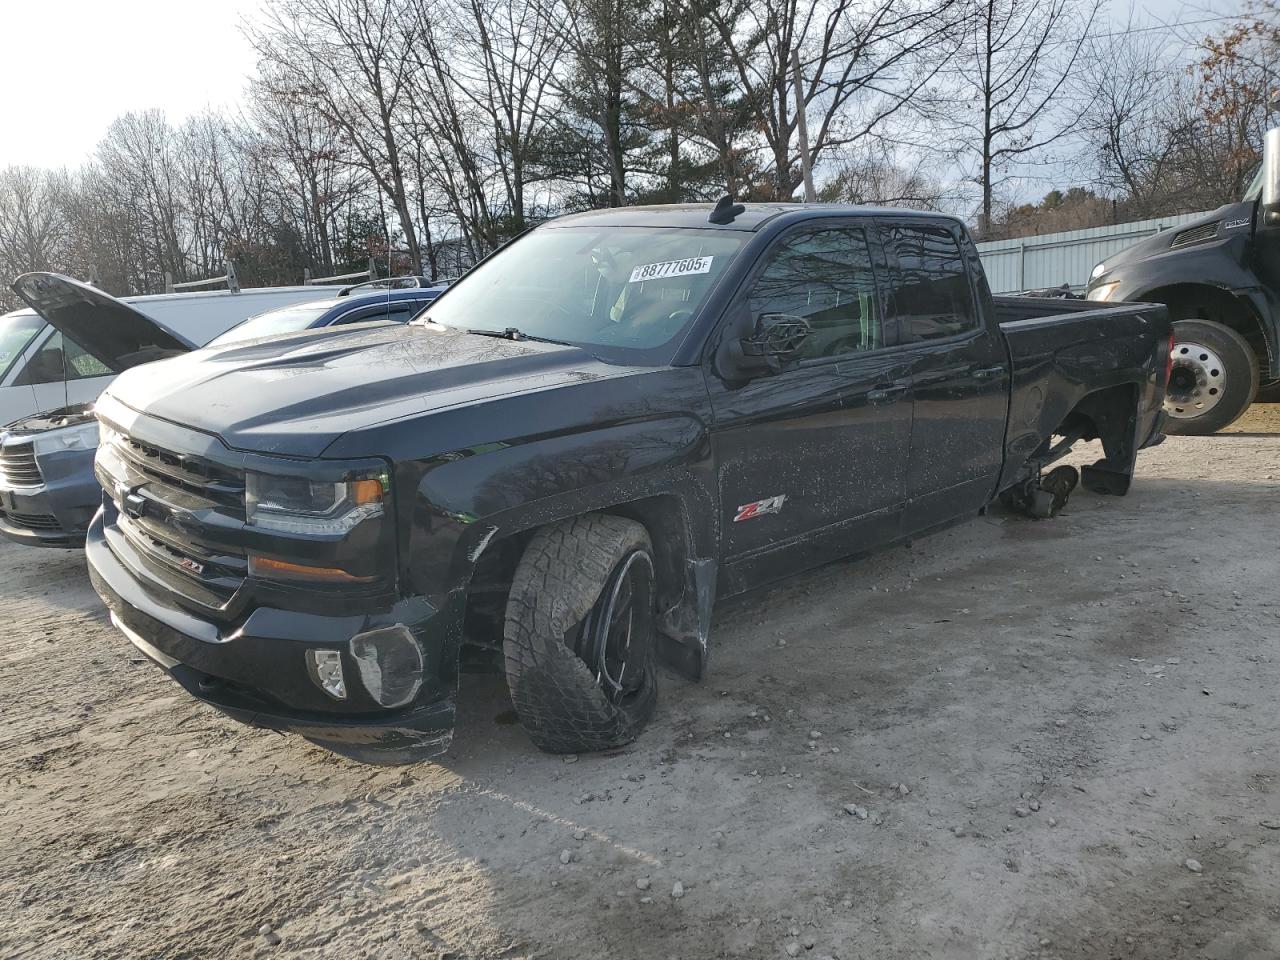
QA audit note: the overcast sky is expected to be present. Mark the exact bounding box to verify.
[0,0,1243,170]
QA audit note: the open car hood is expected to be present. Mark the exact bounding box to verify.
[10,272,195,372]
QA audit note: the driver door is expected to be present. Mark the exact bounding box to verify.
[705,222,914,583]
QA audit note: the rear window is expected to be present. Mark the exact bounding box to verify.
[0,312,44,381]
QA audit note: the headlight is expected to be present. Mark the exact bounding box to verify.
[32,420,99,456]
[246,469,389,535]
[1087,281,1121,303]
[1090,261,1106,281]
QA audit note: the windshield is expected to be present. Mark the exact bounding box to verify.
[0,311,45,381]
[209,301,336,346]
[420,225,747,362]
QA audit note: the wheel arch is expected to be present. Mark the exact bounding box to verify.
[457,489,716,681]
[1138,282,1275,375]
[1000,381,1147,499]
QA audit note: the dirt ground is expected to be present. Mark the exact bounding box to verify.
[3,408,1279,960]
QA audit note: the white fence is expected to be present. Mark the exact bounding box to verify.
[975,211,1213,294]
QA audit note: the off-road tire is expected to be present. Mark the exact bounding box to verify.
[503,515,658,754]
[1163,319,1259,435]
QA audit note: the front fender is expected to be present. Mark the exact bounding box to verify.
[1095,206,1255,304]
[400,413,717,607]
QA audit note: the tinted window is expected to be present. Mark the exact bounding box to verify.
[338,302,426,325]
[747,227,883,361]
[884,225,976,341]
[14,331,113,385]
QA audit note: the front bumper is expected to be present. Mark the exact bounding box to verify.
[87,511,459,764]
[0,446,99,548]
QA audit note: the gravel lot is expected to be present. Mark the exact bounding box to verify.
[3,407,1278,960]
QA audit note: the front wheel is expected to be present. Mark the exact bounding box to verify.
[503,515,658,754]
[1163,319,1259,435]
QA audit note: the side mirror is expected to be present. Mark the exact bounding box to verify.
[714,310,809,381]
[1262,127,1280,228]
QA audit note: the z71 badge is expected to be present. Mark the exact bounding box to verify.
[734,494,787,522]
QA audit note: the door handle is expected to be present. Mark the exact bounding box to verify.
[867,380,910,404]
[972,365,1005,381]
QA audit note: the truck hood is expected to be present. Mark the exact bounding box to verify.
[10,272,195,371]
[1088,202,1255,290]
[101,321,623,458]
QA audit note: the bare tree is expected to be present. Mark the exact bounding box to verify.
[94,111,190,290]
[952,0,1099,235]
[1074,26,1182,216]
[250,74,374,275]
[0,167,71,280]
[248,0,427,273]
[818,143,951,207]
[403,11,505,256]
[704,0,964,201]
[452,0,563,229]
[549,0,652,206]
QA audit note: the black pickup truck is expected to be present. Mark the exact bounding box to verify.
[75,201,1171,763]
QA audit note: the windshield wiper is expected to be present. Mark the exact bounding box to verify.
[464,326,572,346]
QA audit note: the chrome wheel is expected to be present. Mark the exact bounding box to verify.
[1165,339,1225,419]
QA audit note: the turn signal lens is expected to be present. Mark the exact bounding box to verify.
[248,555,377,584]
[350,478,384,506]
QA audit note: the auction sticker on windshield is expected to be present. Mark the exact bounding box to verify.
[629,256,714,283]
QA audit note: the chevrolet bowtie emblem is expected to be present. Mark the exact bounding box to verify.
[123,491,146,520]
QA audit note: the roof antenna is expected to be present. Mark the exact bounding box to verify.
[709,194,745,225]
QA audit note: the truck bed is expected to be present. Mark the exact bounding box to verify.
[992,295,1171,492]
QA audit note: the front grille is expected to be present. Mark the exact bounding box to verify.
[1170,222,1218,248]
[0,444,43,489]
[1,511,61,532]
[99,430,247,607]
[115,512,247,606]
[112,434,245,512]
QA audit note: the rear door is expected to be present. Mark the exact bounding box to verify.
[707,221,914,576]
[879,219,1008,533]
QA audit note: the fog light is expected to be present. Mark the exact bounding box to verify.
[350,625,423,708]
[306,648,347,700]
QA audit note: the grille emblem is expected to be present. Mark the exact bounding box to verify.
[123,492,147,520]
